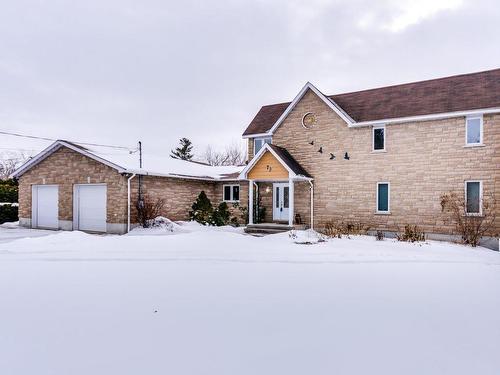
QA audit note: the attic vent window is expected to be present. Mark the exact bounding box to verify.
[302,112,317,129]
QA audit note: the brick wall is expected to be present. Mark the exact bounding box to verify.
[271,88,500,236]
[129,177,247,224]
[18,146,249,231]
[18,147,128,225]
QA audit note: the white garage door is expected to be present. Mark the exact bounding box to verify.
[32,185,59,229]
[75,184,107,232]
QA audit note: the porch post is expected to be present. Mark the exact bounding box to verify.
[288,178,294,227]
[248,179,254,225]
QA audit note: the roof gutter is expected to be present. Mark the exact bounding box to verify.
[350,107,500,127]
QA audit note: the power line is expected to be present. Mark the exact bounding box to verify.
[0,130,137,151]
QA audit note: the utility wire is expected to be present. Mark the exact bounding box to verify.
[0,130,137,151]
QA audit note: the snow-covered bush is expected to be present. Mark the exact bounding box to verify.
[289,229,327,244]
[146,216,176,232]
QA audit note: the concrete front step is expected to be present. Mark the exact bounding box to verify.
[244,223,306,235]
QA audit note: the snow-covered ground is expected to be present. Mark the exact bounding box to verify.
[0,222,499,375]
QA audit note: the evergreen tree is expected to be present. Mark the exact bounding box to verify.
[189,191,213,225]
[171,138,194,160]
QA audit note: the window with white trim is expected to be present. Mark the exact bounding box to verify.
[376,182,390,213]
[254,137,272,154]
[223,184,240,202]
[372,126,385,151]
[465,115,483,146]
[465,181,482,215]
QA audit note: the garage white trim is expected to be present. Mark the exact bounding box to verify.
[73,184,107,232]
[32,185,59,229]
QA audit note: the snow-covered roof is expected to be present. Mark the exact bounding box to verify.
[11,140,244,181]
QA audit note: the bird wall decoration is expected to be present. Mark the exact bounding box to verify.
[344,152,350,160]
[330,153,335,160]
[309,140,314,145]
[318,147,323,153]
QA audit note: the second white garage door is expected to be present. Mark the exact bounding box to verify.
[74,184,107,232]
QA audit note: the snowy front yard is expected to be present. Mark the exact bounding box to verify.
[0,223,499,375]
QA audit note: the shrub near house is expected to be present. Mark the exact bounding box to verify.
[0,179,18,224]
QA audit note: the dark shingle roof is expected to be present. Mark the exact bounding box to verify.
[243,68,500,136]
[268,144,311,178]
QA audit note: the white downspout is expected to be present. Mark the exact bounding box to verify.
[308,180,314,230]
[127,173,136,233]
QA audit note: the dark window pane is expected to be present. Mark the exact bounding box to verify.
[283,187,289,208]
[378,184,389,212]
[466,182,480,213]
[224,186,231,201]
[467,118,481,144]
[254,139,263,154]
[374,128,385,150]
[232,186,239,201]
[275,187,280,208]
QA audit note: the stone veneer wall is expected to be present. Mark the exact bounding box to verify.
[271,89,500,236]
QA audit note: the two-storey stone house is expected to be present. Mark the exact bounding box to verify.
[239,69,500,247]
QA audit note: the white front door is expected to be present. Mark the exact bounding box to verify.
[74,184,107,232]
[32,185,59,229]
[273,183,289,221]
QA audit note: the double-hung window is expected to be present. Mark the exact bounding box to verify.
[376,182,390,213]
[465,115,483,146]
[223,184,240,202]
[254,137,272,154]
[465,181,482,215]
[372,126,385,151]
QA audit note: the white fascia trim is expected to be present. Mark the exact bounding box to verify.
[352,107,500,127]
[238,143,296,180]
[123,169,224,182]
[242,132,271,139]
[267,82,354,135]
[11,140,127,178]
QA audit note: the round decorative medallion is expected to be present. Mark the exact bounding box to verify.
[302,112,317,129]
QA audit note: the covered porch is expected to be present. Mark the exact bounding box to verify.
[238,143,314,231]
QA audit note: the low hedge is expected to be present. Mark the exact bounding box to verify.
[0,204,18,224]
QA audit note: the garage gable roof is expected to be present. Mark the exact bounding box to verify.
[11,140,127,178]
[11,140,244,181]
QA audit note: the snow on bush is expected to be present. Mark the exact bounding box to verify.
[289,229,327,245]
[128,216,186,236]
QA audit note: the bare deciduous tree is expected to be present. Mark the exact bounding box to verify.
[440,191,497,247]
[203,142,246,166]
[0,152,29,180]
[136,194,166,228]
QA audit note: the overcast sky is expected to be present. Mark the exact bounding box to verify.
[1,0,499,158]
